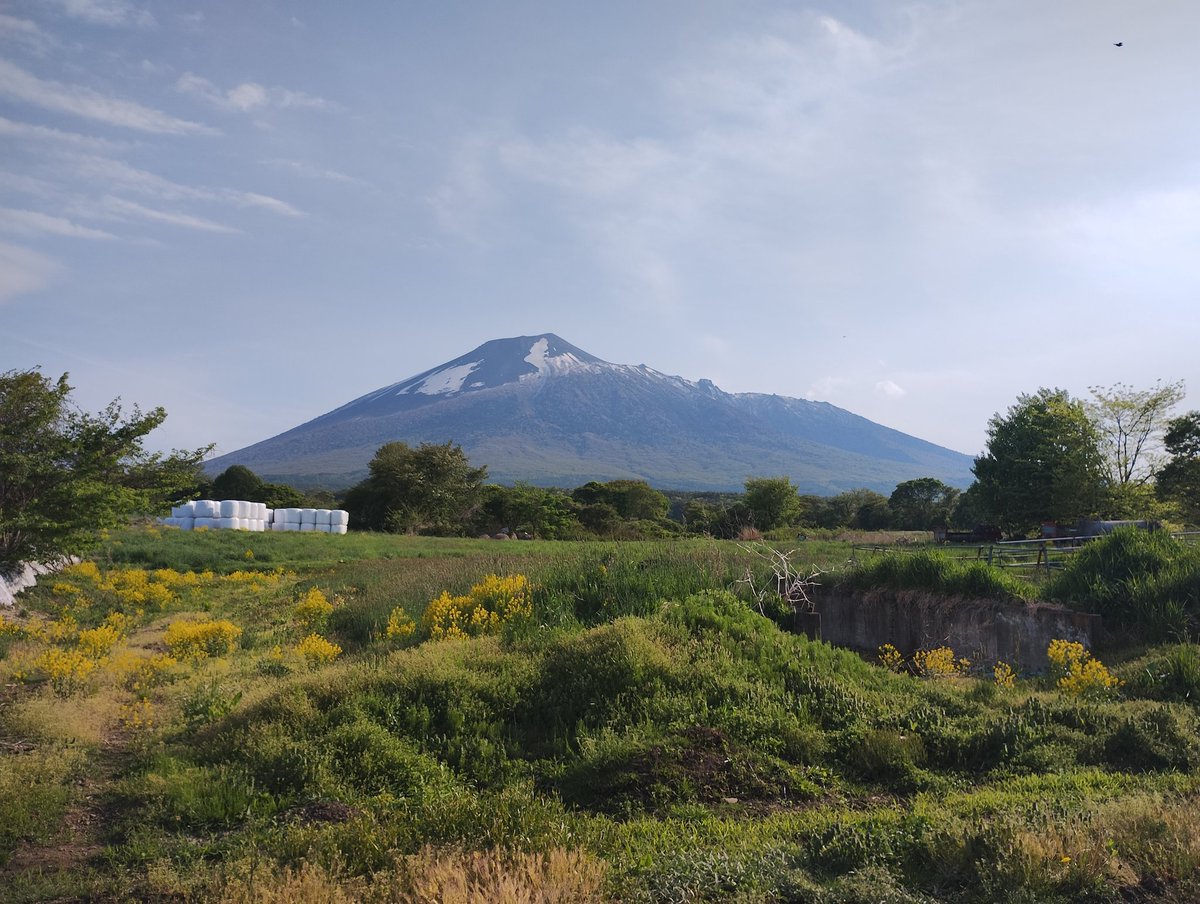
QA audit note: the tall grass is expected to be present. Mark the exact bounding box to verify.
[838,549,1034,600]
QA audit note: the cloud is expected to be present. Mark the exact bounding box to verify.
[98,196,238,233]
[875,379,907,400]
[0,114,127,149]
[177,73,335,113]
[72,155,303,216]
[0,241,59,303]
[0,14,56,54]
[806,376,851,400]
[0,60,212,135]
[0,207,116,239]
[264,158,364,185]
[47,0,155,28]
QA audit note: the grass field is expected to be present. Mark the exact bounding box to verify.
[1,526,1198,902]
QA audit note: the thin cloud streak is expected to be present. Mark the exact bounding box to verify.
[0,60,211,134]
[0,207,117,239]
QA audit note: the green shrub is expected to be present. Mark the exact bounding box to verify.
[840,550,1032,600]
[1101,706,1200,772]
[1122,644,1200,705]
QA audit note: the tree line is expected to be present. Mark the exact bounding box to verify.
[6,367,1200,574]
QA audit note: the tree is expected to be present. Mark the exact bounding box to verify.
[1087,380,1185,486]
[472,483,581,538]
[0,369,211,574]
[972,388,1105,536]
[889,477,960,530]
[343,441,486,534]
[1156,411,1200,526]
[743,477,801,531]
[211,465,266,501]
[570,480,668,522]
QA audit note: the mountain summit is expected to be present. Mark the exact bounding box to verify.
[206,333,973,491]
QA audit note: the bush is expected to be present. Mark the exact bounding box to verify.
[164,618,242,659]
[840,550,1032,600]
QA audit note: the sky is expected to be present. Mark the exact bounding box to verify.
[3,0,1199,464]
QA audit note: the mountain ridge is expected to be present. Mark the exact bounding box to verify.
[206,333,974,492]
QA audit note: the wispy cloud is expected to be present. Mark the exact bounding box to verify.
[0,207,116,239]
[72,155,303,216]
[177,73,335,113]
[0,60,212,134]
[0,114,127,149]
[875,379,907,400]
[98,196,238,233]
[0,241,59,303]
[264,158,364,185]
[0,14,56,54]
[47,0,155,29]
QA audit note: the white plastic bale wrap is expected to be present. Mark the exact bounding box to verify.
[195,517,217,529]
[300,508,317,525]
[315,509,332,526]
[218,500,236,518]
[284,522,301,532]
[330,510,349,527]
[299,522,315,532]
[194,500,218,518]
[283,508,301,524]
[216,517,237,530]
[272,520,287,532]
[178,518,194,531]
[330,524,348,535]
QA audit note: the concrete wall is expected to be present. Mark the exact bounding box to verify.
[806,589,1101,672]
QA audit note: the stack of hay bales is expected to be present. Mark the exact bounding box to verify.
[161,502,350,533]
[269,508,350,534]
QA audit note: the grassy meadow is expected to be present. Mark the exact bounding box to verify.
[1,526,1199,902]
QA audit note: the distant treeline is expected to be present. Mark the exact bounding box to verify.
[210,448,966,540]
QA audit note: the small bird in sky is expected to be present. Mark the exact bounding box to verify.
[1114,41,1123,47]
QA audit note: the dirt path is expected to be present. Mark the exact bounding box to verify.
[1,727,129,886]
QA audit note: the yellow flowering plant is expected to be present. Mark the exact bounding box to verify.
[422,574,533,641]
[1048,639,1120,698]
[295,633,342,667]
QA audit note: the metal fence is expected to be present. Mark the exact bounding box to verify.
[852,531,1200,580]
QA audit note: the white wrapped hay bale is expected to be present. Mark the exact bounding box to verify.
[195,517,217,529]
[330,510,349,527]
[271,520,287,532]
[284,522,301,532]
[171,503,195,519]
[282,508,300,524]
[217,517,237,530]
[178,517,194,531]
[330,524,348,535]
[219,500,238,518]
[300,508,317,525]
[315,509,332,526]
[299,522,315,532]
[194,500,218,518]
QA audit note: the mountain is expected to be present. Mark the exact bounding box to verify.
[205,333,974,492]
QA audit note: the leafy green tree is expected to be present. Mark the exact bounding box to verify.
[889,477,960,530]
[343,441,486,534]
[472,483,581,538]
[0,369,210,573]
[972,388,1105,536]
[571,480,668,521]
[1156,411,1200,526]
[1088,379,1184,518]
[743,476,801,531]
[803,489,891,529]
[211,465,266,501]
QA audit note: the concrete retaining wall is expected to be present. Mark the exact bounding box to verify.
[806,589,1101,671]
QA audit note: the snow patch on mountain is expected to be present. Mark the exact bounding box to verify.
[397,361,480,396]
[522,337,606,379]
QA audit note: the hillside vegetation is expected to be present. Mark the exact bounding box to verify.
[1,529,1198,902]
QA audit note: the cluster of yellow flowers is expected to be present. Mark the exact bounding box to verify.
[877,643,904,671]
[385,608,416,639]
[118,698,156,733]
[993,661,1017,689]
[877,643,970,678]
[295,632,342,666]
[912,646,970,678]
[421,574,533,641]
[294,587,336,631]
[37,647,100,696]
[164,619,243,659]
[1047,639,1120,697]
